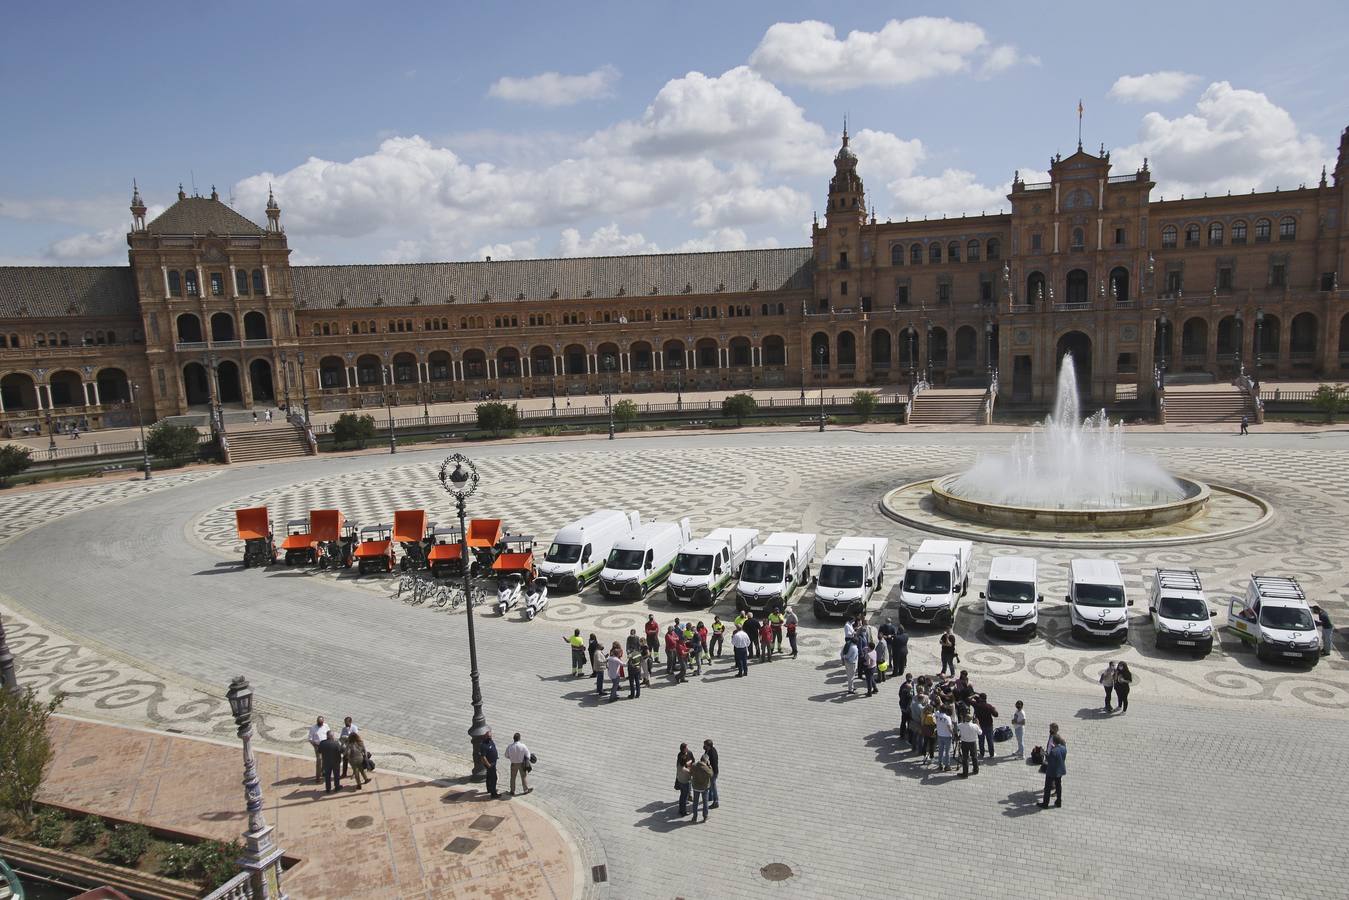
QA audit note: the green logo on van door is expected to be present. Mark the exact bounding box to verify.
[641,559,675,589]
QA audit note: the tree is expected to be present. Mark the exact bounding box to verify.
[476,401,520,437]
[332,412,377,449]
[0,688,64,822]
[851,390,879,422]
[1311,383,1349,423]
[612,399,638,431]
[721,393,758,426]
[0,444,33,488]
[145,422,202,466]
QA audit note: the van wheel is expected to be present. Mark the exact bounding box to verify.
[1255,644,1268,663]
[1071,625,1085,642]
[813,603,827,621]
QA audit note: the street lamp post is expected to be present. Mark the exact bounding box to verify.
[1157,312,1170,376]
[386,390,397,454]
[205,351,222,435]
[1254,307,1265,388]
[924,321,934,386]
[1234,310,1245,375]
[279,351,292,417]
[438,455,490,775]
[131,383,151,480]
[984,319,995,383]
[550,373,557,417]
[816,345,826,432]
[297,350,311,426]
[0,614,20,695]
[225,676,288,900]
[603,355,616,440]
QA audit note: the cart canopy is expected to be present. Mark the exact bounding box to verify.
[467,519,504,549]
[393,510,428,543]
[235,507,271,541]
[310,510,345,542]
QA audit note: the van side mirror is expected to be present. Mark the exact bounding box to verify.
[978,591,986,600]
[810,574,817,587]
[1209,609,1217,618]
[1127,599,1134,606]
[1036,595,1043,603]
[1064,594,1071,603]
[865,578,873,588]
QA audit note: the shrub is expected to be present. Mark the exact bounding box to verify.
[0,444,33,488]
[192,839,242,888]
[105,823,151,867]
[71,814,107,845]
[475,402,519,437]
[1311,383,1348,423]
[851,390,879,422]
[0,688,63,821]
[720,393,758,426]
[144,422,202,466]
[612,399,638,430]
[332,412,377,449]
[31,809,66,847]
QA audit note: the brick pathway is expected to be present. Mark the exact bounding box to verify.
[40,718,576,900]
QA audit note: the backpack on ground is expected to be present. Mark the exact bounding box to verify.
[1029,745,1044,766]
[992,725,1013,742]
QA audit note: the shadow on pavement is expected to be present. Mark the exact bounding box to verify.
[633,799,697,833]
[1074,706,1114,720]
[999,789,1045,818]
[861,729,943,783]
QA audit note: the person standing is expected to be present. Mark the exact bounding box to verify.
[939,628,958,677]
[956,714,982,777]
[606,647,625,701]
[339,716,359,778]
[674,632,690,683]
[746,612,761,659]
[935,706,955,771]
[505,733,531,795]
[645,615,661,663]
[759,616,774,662]
[770,607,785,652]
[1038,737,1067,808]
[697,621,712,665]
[626,628,641,658]
[595,646,608,697]
[898,675,914,745]
[628,647,643,698]
[345,732,370,790]
[588,633,603,677]
[664,626,678,677]
[784,606,799,658]
[675,744,694,815]
[1114,662,1133,713]
[640,643,653,687]
[1313,604,1333,656]
[710,616,725,658]
[861,643,878,696]
[689,753,714,823]
[731,624,751,677]
[972,694,999,758]
[842,639,859,695]
[1099,661,1118,712]
[920,699,937,763]
[702,739,720,809]
[1240,414,1249,436]
[565,629,585,677]
[875,634,889,683]
[307,716,330,784]
[891,622,908,676]
[688,626,704,675]
[1011,700,1026,758]
[478,730,500,799]
[318,728,344,793]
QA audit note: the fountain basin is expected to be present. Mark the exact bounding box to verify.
[929,474,1210,531]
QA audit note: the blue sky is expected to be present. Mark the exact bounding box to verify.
[2,1,1345,265]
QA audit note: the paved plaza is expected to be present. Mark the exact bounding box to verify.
[4,429,1349,899]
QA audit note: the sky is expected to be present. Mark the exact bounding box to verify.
[1,1,1346,267]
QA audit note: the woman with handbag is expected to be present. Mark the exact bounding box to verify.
[1114,662,1133,713]
[345,732,371,790]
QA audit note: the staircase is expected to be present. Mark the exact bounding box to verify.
[224,425,314,462]
[907,388,988,425]
[1161,383,1255,424]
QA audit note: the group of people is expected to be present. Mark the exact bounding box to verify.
[1098,661,1135,712]
[306,715,372,793]
[896,668,1016,776]
[838,614,912,696]
[564,608,804,697]
[673,739,720,822]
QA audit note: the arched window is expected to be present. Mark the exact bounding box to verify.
[59,332,69,346]
[35,333,47,347]
[1279,217,1296,241]
[929,243,941,263]
[986,238,1000,260]
[1071,227,1085,250]
[910,244,922,264]
[890,244,903,266]
[168,270,182,296]
[1184,224,1200,247]
[1254,219,1271,242]
[947,241,960,262]
[1232,221,1247,244]
[94,330,105,345]
[967,240,980,262]
[1161,225,1177,248]
[1209,222,1224,246]
[236,270,249,295]
[252,269,265,293]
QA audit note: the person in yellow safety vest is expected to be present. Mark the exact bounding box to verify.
[564,628,585,677]
[769,608,785,652]
[734,610,748,633]
[710,615,726,659]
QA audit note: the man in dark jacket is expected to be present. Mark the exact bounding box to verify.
[1038,738,1067,808]
[478,730,500,799]
[702,739,720,808]
[972,694,999,757]
[891,623,909,676]
[318,731,345,793]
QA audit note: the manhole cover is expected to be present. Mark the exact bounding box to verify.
[470,814,504,832]
[345,815,374,829]
[71,756,99,768]
[445,837,480,854]
[761,863,794,882]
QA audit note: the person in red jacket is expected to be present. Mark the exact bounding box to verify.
[664,626,678,677]
[696,621,711,665]
[645,614,661,663]
[759,617,774,662]
[674,633,690,683]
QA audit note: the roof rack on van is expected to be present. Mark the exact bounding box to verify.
[1251,575,1305,601]
[1156,568,1203,593]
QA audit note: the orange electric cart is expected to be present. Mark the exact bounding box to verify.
[235,507,277,568]
[394,510,434,571]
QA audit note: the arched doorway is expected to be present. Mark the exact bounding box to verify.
[428,351,451,382]
[898,328,919,369]
[1026,271,1046,305]
[596,342,621,375]
[630,341,654,371]
[356,354,382,386]
[810,332,830,368]
[530,345,555,376]
[695,338,718,369]
[954,326,978,371]
[729,337,751,367]
[661,340,685,371]
[1256,314,1280,365]
[216,360,243,403]
[462,350,487,380]
[564,344,588,375]
[176,314,203,343]
[393,352,418,384]
[836,332,856,366]
[319,356,346,388]
[0,372,38,410]
[1056,331,1093,404]
[1181,318,1208,369]
[48,370,83,407]
[96,367,131,404]
[210,313,236,343]
[1109,266,1129,302]
[1290,312,1318,360]
[183,363,210,405]
[243,311,269,340]
[248,359,274,402]
[763,336,786,366]
[871,329,892,369]
[1065,269,1089,304]
[927,327,948,375]
[497,347,522,378]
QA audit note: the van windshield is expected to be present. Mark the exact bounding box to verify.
[1159,596,1208,621]
[674,553,713,576]
[904,570,950,594]
[607,548,646,571]
[741,560,784,584]
[546,543,582,564]
[987,580,1034,604]
[1260,606,1314,631]
[818,564,864,589]
[1075,584,1125,607]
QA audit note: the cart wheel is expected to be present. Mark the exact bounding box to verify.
[385,558,393,573]
[400,557,409,571]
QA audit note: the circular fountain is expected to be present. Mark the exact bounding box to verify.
[880,355,1271,546]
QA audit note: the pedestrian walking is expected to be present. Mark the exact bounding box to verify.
[339,716,359,778]
[785,606,799,658]
[973,694,999,758]
[345,732,371,789]
[731,624,751,676]
[842,640,859,695]
[318,729,344,793]
[565,629,585,676]
[675,744,694,815]
[478,730,500,799]
[891,622,909,675]
[307,716,330,784]
[505,733,532,795]
[606,646,625,701]
[1099,661,1118,712]
[957,714,982,777]
[252,410,258,425]
[1240,414,1249,435]
[645,615,661,663]
[588,633,603,677]
[1313,604,1334,656]
[710,615,725,658]
[702,739,720,808]
[1038,737,1067,808]
[939,628,958,676]
[690,753,714,822]
[1012,700,1026,757]
[770,607,785,652]
[665,626,678,677]
[898,675,914,744]
[1114,662,1133,713]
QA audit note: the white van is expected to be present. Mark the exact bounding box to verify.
[538,509,640,593]
[1149,568,1216,656]
[598,518,692,601]
[981,556,1040,638]
[1067,559,1131,642]
[813,537,889,620]
[736,532,816,613]
[1226,575,1321,666]
[667,527,759,605]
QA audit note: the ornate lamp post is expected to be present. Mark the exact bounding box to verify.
[816,344,826,432]
[279,351,292,416]
[906,327,917,395]
[1156,312,1170,376]
[550,372,557,417]
[924,320,934,386]
[205,351,222,435]
[131,383,151,480]
[984,319,995,382]
[0,614,20,695]
[1234,310,1245,375]
[1254,307,1265,386]
[297,350,311,426]
[671,355,684,410]
[438,455,490,775]
[603,354,616,440]
[225,676,288,900]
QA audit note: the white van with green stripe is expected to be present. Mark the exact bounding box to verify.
[539,509,641,593]
[667,527,760,606]
[599,518,692,601]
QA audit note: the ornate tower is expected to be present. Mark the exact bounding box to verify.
[812,126,867,317]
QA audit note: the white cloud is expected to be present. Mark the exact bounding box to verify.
[673,228,754,253]
[46,225,126,261]
[748,17,1028,91]
[692,185,809,228]
[488,65,619,107]
[980,44,1038,77]
[885,169,1010,218]
[1113,81,1328,196]
[476,239,539,261]
[1108,71,1201,104]
[558,224,659,257]
[851,128,925,183]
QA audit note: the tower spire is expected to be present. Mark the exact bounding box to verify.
[130,179,147,231]
[265,183,282,233]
